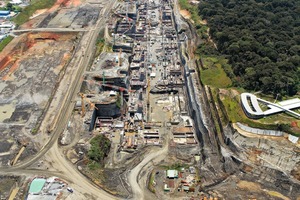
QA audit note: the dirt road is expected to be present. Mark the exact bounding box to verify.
[0,0,119,199]
[128,142,168,199]
[48,142,118,200]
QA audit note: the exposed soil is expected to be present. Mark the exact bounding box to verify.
[1,32,75,80]
[199,19,207,25]
[237,180,261,191]
[0,32,77,166]
[20,0,83,29]
[30,9,48,20]
[179,9,191,19]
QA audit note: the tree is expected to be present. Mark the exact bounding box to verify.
[6,3,13,11]
[198,0,300,96]
[88,134,111,165]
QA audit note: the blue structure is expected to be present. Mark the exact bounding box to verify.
[0,11,10,19]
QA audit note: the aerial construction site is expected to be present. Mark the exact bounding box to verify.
[0,0,300,199]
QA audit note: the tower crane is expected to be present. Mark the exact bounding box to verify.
[147,78,150,122]
[79,93,98,118]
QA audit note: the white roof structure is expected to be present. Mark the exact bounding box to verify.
[109,90,117,96]
[150,72,156,77]
[288,134,299,144]
[241,93,300,119]
[166,170,178,178]
[10,0,22,4]
[0,24,13,28]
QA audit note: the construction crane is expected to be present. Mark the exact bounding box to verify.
[147,78,150,122]
[79,93,98,117]
[102,84,135,93]
[82,80,136,94]
[113,11,133,22]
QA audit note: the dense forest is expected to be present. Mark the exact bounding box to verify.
[198,0,300,96]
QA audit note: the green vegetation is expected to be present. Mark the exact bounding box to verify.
[218,90,300,136]
[200,56,232,88]
[178,0,201,25]
[178,0,189,10]
[199,0,300,96]
[95,30,112,57]
[31,128,38,134]
[178,0,300,135]
[192,0,300,135]
[116,94,122,108]
[147,171,156,193]
[208,88,222,135]
[162,163,189,170]
[13,6,22,13]
[88,134,111,169]
[196,40,218,55]
[0,36,13,52]
[95,38,105,57]
[0,3,22,12]
[87,161,101,170]
[12,0,56,25]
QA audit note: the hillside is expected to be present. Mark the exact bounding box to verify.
[199,0,300,96]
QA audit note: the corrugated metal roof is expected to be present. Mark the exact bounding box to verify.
[0,11,10,15]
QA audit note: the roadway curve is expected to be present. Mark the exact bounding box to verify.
[128,145,168,200]
[0,0,119,199]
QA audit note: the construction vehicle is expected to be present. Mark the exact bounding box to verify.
[79,93,98,117]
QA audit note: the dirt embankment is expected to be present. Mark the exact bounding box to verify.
[179,9,191,19]
[0,32,76,81]
[21,0,83,29]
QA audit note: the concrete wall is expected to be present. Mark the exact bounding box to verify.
[236,122,284,136]
[175,25,208,149]
[89,103,120,131]
[95,103,121,118]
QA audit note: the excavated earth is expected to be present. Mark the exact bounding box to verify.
[0,32,78,166]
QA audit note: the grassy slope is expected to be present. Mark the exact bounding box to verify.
[178,0,201,25]
[12,0,56,25]
[220,90,300,136]
[0,36,14,52]
[200,56,232,88]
